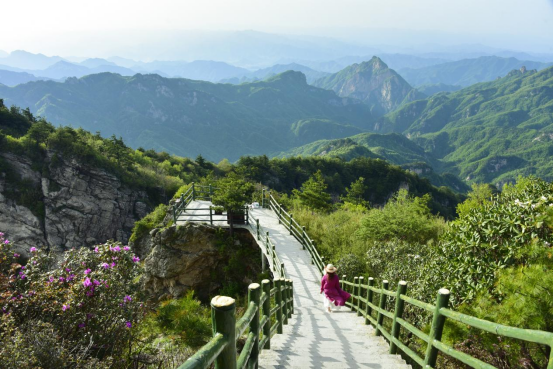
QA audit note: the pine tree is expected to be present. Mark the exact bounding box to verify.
[293,170,332,212]
[341,177,369,207]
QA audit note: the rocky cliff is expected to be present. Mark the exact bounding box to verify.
[313,56,426,117]
[0,151,150,258]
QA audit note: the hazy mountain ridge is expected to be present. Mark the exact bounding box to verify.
[0,71,374,161]
[399,56,553,87]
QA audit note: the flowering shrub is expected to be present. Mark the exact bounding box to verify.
[0,236,143,368]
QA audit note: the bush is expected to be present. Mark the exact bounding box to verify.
[130,204,168,242]
[0,235,144,368]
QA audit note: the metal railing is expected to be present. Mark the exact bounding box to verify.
[179,278,294,369]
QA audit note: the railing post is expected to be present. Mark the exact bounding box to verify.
[390,281,408,354]
[289,280,294,315]
[248,283,261,368]
[211,296,237,369]
[353,277,359,312]
[209,206,213,225]
[278,204,283,224]
[341,275,346,290]
[365,277,374,325]
[286,279,293,318]
[256,219,260,240]
[289,214,293,235]
[424,288,451,367]
[275,278,283,334]
[261,248,266,273]
[357,277,364,316]
[301,226,306,250]
[281,278,288,325]
[375,280,389,337]
[262,189,265,208]
[209,184,213,200]
[261,279,271,349]
[192,182,196,201]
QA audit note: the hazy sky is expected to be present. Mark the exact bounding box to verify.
[2,0,553,57]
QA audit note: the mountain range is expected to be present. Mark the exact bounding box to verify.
[0,71,373,161]
[399,56,553,87]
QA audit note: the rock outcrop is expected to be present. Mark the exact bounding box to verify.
[140,223,261,301]
[0,151,150,258]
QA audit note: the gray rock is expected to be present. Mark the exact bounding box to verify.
[0,151,150,258]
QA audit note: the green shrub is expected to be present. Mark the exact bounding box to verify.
[130,204,168,242]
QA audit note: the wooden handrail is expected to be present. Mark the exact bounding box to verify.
[179,280,293,369]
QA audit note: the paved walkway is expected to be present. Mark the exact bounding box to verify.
[178,202,410,369]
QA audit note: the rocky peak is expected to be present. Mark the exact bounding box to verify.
[313,56,424,117]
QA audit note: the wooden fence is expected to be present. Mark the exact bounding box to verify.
[179,278,293,369]
[262,190,553,369]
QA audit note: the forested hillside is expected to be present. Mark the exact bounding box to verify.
[374,65,553,184]
[0,71,373,161]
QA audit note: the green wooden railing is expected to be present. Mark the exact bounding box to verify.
[266,192,325,275]
[338,277,553,368]
[179,278,294,369]
[172,183,249,225]
[248,214,287,279]
[261,190,553,368]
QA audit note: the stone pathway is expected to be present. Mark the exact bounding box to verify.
[178,202,411,369]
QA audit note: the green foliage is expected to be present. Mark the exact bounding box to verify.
[153,291,211,348]
[455,183,497,217]
[292,170,332,212]
[335,253,366,279]
[434,176,553,305]
[130,204,168,243]
[356,189,446,244]
[341,176,370,208]
[212,173,254,212]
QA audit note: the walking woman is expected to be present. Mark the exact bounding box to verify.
[320,264,351,313]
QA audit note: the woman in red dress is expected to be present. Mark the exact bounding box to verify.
[320,264,351,313]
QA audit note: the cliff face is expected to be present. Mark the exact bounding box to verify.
[0,151,150,258]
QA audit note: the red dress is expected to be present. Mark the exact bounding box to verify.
[320,274,351,306]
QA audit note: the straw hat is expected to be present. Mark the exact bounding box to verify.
[325,264,337,273]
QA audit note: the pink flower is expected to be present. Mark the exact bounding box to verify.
[30,247,37,252]
[49,276,54,282]
[78,322,85,328]
[110,262,116,268]
[94,247,99,253]
[84,269,91,275]
[62,304,70,311]
[123,246,130,251]
[93,279,101,286]
[132,256,140,263]
[4,240,10,244]
[19,273,26,280]
[86,290,94,297]
[59,277,65,282]
[101,263,109,269]
[110,245,121,252]
[67,274,75,281]
[83,278,92,288]
[13,253,20,258]
[124,295,132,303]
[125,321,132,328]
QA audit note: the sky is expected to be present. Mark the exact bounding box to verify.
[1,0,553,58]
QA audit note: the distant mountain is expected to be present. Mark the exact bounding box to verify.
[375,66,553,183]
[299,54,448,74]
[0,70,51,86]
[0,50,8,58]
[221,63,330,84]
[126,60,248,82]
[313,57,426,116]
[399,56,553,87]
[0,71,374,161]
[80,58,118,68]
[417,83,462,95]
[0,50,64,70]
[30,61,136,79]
